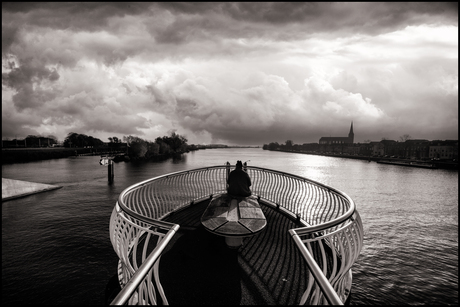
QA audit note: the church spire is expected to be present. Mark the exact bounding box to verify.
[348,121,354,143]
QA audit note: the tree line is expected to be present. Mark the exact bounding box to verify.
[64,132,105,148]
[63,131,189,160]
[122,132,188,159]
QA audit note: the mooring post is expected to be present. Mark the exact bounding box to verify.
[108,159,114,183]
[226,161,231,177]
[226,161,230,188]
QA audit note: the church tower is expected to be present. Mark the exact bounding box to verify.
[348,121,354,144]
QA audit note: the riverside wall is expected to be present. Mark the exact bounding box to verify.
[266,149,458,170]
[1,148,125,164]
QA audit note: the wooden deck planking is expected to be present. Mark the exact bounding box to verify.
[158,199,335,305]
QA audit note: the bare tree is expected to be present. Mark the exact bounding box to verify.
[399,134,412,142]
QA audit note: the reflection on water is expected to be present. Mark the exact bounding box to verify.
[2,148,458,305]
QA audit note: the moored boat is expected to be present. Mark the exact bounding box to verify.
[108,164,364,305]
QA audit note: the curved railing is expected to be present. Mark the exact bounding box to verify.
[109,203,180,305]
[290,211,363,304]
[109,165,363,305]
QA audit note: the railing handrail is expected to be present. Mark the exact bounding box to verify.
[116,165,356,234]
[248,166,356,233]
[110,223,180,305]
[289,228,343,305]
[111,164,362,305]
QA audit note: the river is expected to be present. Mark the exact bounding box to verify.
[2,148,458,305]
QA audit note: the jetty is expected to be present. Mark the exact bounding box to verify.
[2,178,62,202]
[108,164,363,305]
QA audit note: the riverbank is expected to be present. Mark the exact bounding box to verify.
[2,178,62,202]
[1,146,252,165]
[265,148,458,170]
[1,147,203,164]
[1,148,126,164]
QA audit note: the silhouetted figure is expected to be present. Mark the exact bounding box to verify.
[227,160,252,197]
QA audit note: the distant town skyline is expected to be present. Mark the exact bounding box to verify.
[2,3,458,146]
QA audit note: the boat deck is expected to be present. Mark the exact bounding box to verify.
[159,199,337,305]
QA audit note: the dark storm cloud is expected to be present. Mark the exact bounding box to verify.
[1,2,149,31]
[2,58,59,110]
[1,2,457,144]
[157,2,458,36]
[4,2,456,44]
[2,24,18,53]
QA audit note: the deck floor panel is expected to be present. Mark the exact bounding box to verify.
[158,200,338,305]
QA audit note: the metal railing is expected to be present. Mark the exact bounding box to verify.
[290,210,363,304]
[109,203,180,305]
[109,165,363,305]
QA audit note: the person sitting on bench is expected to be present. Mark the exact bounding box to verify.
[227,160,252,197]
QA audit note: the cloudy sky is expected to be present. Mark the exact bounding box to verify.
[2,2,458,145]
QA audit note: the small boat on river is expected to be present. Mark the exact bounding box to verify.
[108,163,364,305]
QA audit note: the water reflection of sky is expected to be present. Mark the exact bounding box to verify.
[2,148,458,305]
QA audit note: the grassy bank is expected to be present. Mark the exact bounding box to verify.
[1,148,122,164]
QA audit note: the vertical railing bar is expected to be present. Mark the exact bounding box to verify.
[140,187,149,218]
[278,173,287,208]
[164,177,172,215]
[198,169,205,198]
[134,187,144,213]
[298,180,307,221]
[165,177,173,214]
[308,241,322,305]
[274,172,284,205]
[143,184,153,219]
[329,233,339,284]
[191,170,199,200]
[152,181,162,218]
[150,183,160,219]
[282,175,291,211]
[253,168,261,197]
[320,187,330,224]
[323,191,335,227]
[302,180,312,222]
[290,230,343,305]
[280,173,289,207]
[198,170,205,198]
[292,177,302,216]
[304,182,315,225]
[157,180,167,218]
[256,169,265,199]
[179,172,188,205]
[180,172,189,205]
[173,175,182,209]
[310,185,321,225]
[209,168,216,195]
[288,176,298,213]
[187,171,195,202]
[168,176,176,212]
[265,170,273,200]
[264,171,274,203]
[298,180,309,222]
[141,232,152,263]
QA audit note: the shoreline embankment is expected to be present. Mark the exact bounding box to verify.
[1,148,125,164]
[2,178,62,202]
[265,149,458,170]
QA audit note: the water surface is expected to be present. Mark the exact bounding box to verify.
[2,148,458,305]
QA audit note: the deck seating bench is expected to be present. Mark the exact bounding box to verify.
[201,193,267,248]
